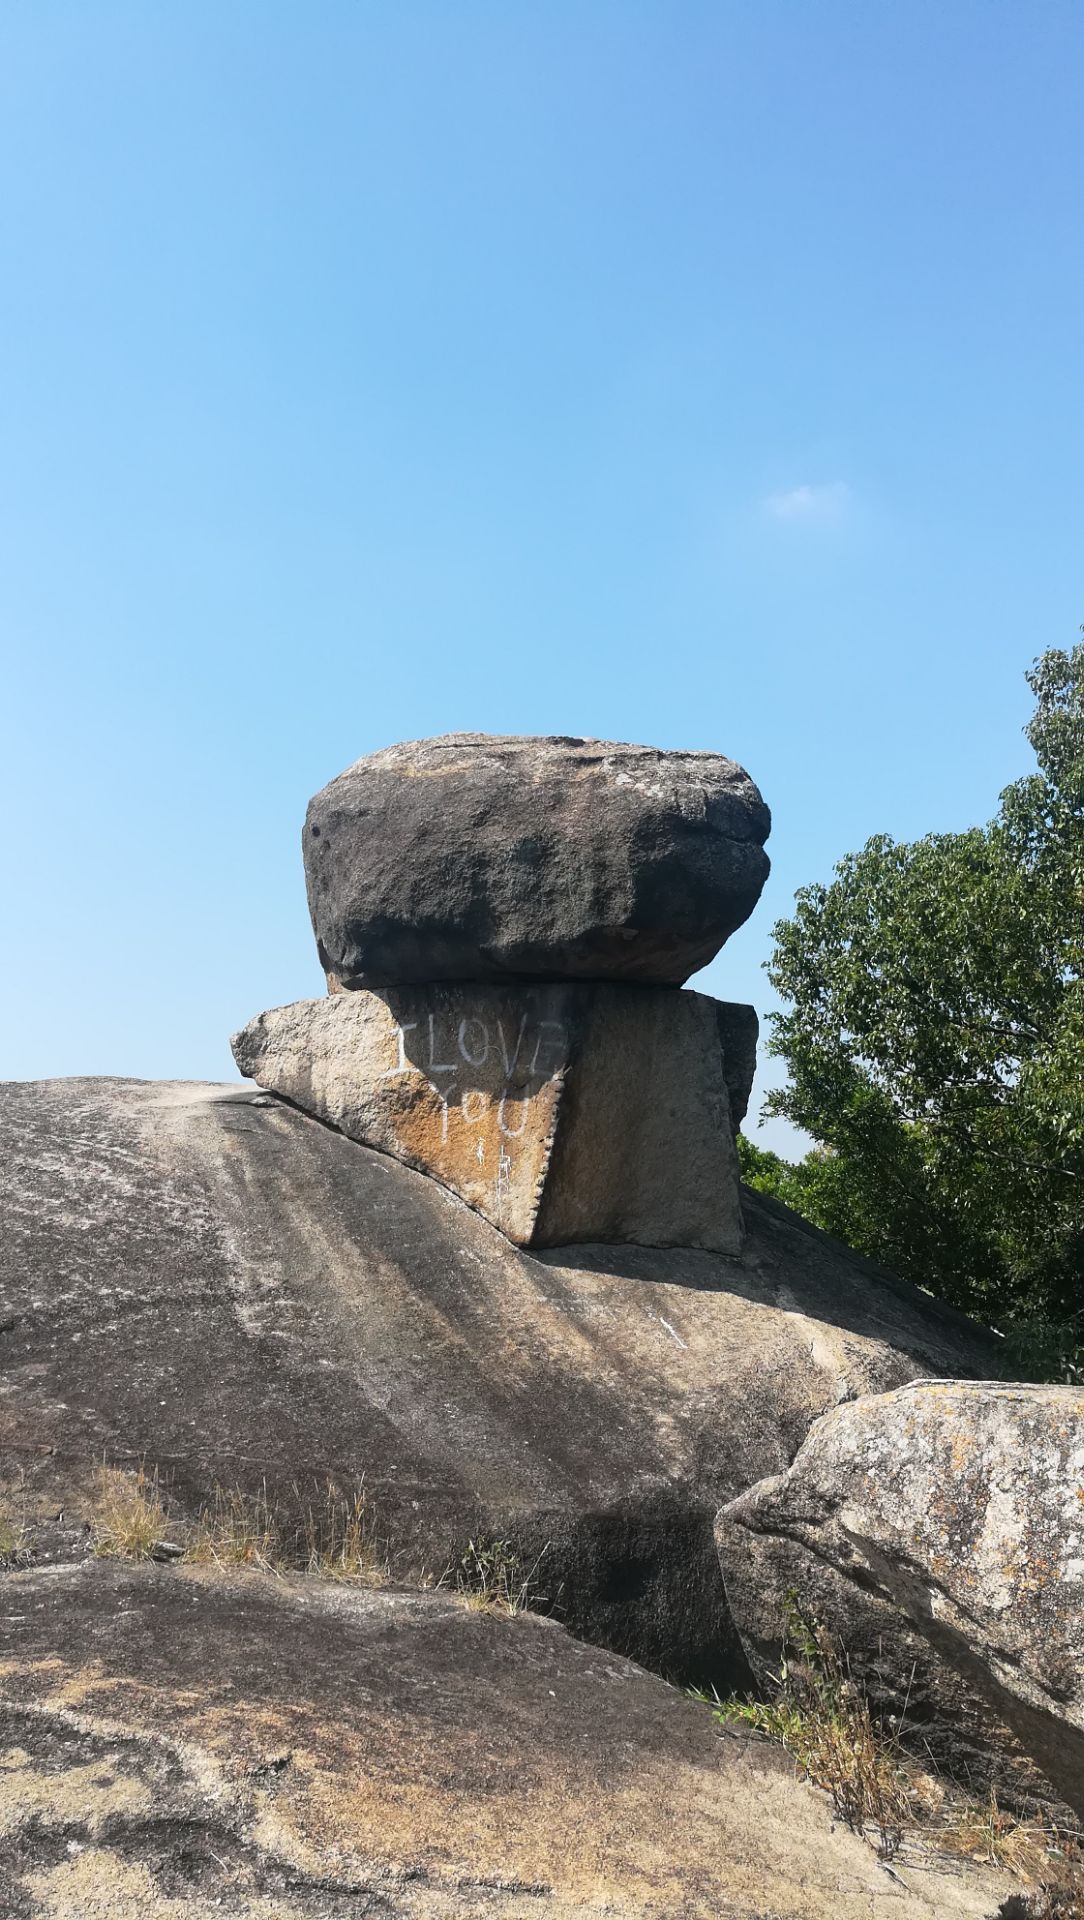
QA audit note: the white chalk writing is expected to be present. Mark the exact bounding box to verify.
[419,1079,451,1142]
[496,1015,528,1074]
[384,1008,569,1159]
[530,1020,567,1075]
[379,1018,418,1080]
[497,1092,529,1138]
[427,1013,456,1073]
[457,1017,489,1067]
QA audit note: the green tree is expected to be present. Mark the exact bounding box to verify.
[761,642,1084,1328]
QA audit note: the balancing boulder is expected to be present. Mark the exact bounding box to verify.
[303,734,771,989]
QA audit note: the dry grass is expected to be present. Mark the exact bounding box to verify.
[442,1535,550,1616]
[93,1467,171,1561]
[89,1468,546,1613]
[302,1482,388,1586]
[183,1482,282,1570]
[715,1595,912,1856]
[934,1795,1084,1914]
[0,1517,33,1569]
[710,1590,1084,1905]
[936,1792,1071,1873]
[90,1467,389,1587]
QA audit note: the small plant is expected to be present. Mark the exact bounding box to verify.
[715,1591,912,1857]
[444,1535,549,1616]
[0,1517,33,1569]
[93,1466,170,1560]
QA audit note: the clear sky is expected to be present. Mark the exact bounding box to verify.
[2,2,1081,1153]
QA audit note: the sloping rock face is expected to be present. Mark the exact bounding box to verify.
[303,734,771,988]
[0,1560,1010,1920]
[1,1076,997,1690]
[232,984,745,1251]
[718,1381,1084,1819]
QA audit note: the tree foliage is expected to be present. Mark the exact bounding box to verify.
[759,642,1084,1325]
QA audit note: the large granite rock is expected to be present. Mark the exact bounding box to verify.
[1,1077,998,1691]
[231,984,746,1252]
[0,1559,1010,1919]
[717,1381,1084,1819]
[303,734,771,988]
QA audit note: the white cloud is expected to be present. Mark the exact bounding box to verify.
[764,481,851,522]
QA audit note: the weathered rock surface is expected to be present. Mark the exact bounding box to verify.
[1,1077,998,1692]
[714,998,758,1131]
[303,734,771,988]
[0,1558,1011,1919]
[232,984,746,1252]
[718,1381,1084,1818]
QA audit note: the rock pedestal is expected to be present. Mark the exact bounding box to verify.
[232,983,750,1252]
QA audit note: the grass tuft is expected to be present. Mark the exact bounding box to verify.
[938,1791,1070,1874]
[302,1481,388,1586]
[705,1590,1084,1903]
[443,1535,550,1616]
[91,1468,390,1587]
[93,1467,170,1561]
[716,1592,911,1856]
[182,1482,282,1571]
[0,1517,33,1569]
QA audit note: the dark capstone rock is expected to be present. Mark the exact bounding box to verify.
[303,733,771,988]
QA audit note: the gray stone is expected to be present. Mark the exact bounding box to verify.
[717,1380,1084,1818]
[303,733,771,988]
[232,984,746,1253]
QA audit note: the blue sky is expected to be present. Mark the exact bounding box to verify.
[2,2,1081,1153]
